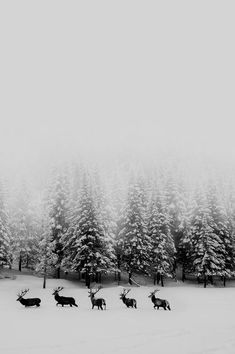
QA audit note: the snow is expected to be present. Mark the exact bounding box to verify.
[1,275,235,354]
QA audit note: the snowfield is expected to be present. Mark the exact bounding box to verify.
[1,275,235,354]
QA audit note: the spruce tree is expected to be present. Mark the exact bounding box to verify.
[190,189,226,287]
[36,212,57,288]
[47,171,69,278]
[148,192,176,286]
[9,184,40,271]
[62,175,115,287]
[117,180,151,284]
[207,184,235,286]
[0,183,11,267]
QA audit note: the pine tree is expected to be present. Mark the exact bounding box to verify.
[62,175,115,287]
[176,194,194,281]
[117,180,151,284]
[148,192,176,286]
[47,171,69,278]
[0,183,11,267]
[207,184,235,286]
[93,174,117,281]
[9,184,40,271]
[190,189,226,288]
[36,211,57,288]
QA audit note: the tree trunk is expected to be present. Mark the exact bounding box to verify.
[26,254,29,268]
[160,274,164,287]
[57,266,60,279]
[43,273,46,289]
[128,271,132,285]
[153,273,156,285]
[95,272,98,283]
[85,271,90,288]
[182,266,185,282]
[156,272,161,285]
[223,276,226,287]
[204,275,207,288]
[118,270,121,283]
[117,256,121,283]
[19,254,22,272]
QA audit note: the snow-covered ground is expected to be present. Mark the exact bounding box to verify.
[1,275,235,354]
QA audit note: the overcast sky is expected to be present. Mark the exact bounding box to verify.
[0,1,235,179]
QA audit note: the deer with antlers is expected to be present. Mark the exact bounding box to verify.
[16,289,41,307]
[120,288,137,308]
[88,286,106,310]
[148,289,171,310]
[52,287,78,307]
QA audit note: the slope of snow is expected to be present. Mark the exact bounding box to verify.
[1,275,235,354]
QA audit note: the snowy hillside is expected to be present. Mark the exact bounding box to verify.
[1,275,235,354]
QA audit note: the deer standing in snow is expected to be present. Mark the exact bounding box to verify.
[120,288,137,308]
[52,286,78,307]
[148,289,171,310]
[88,286,106,310]
[16,289,41,307]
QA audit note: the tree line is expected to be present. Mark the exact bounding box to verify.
[0,163,235,288]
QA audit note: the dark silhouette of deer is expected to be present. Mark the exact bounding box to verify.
[16,289,41,307]
[88,286,106,310]
[120,288,137,308]
[148,289,171,310]
[52,287,78,307]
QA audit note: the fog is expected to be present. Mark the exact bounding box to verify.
[0,1,235,185]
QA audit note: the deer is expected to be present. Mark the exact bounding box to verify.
[88,286,106,310]
[120,288,137,308]
[52,286,78,307]
[16,289,41,307]
[148,289,171,310]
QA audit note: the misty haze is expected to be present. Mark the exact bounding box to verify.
[0,2,235,354]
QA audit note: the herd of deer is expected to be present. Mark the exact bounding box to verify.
[16,287,171,311]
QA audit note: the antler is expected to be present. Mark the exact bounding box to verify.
[17,289,29,297]
[89,285,102,295]
[122,288,131,295]
[53,286,63,292]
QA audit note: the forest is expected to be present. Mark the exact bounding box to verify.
[1,158,235,289]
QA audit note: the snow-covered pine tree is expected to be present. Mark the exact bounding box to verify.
[36,209,57,288]
[92,172,117,282]
[62,175,115,287]
[176,193,194,281]
[47,171,69,279]
[9,183,40,271]
[207,183,235,286]
[0,182,11,267]
[117,179,151,284]
[147,191,176,286]
[190,188,226,288]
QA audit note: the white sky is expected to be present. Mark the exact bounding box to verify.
[0,1,235,177]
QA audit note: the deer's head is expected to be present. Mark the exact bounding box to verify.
[17,289,29,301]
[120,288,131,300]
[148,289,159,298]
[88,285,102,298]
[52,286,64,296]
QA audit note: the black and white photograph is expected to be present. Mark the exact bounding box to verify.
[0,1,235,353]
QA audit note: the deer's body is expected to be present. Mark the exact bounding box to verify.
[120,289,137,308]
[149,290,171,310]
[88,287,106,310]
[17,289,41,307]
[52,287,78,307]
